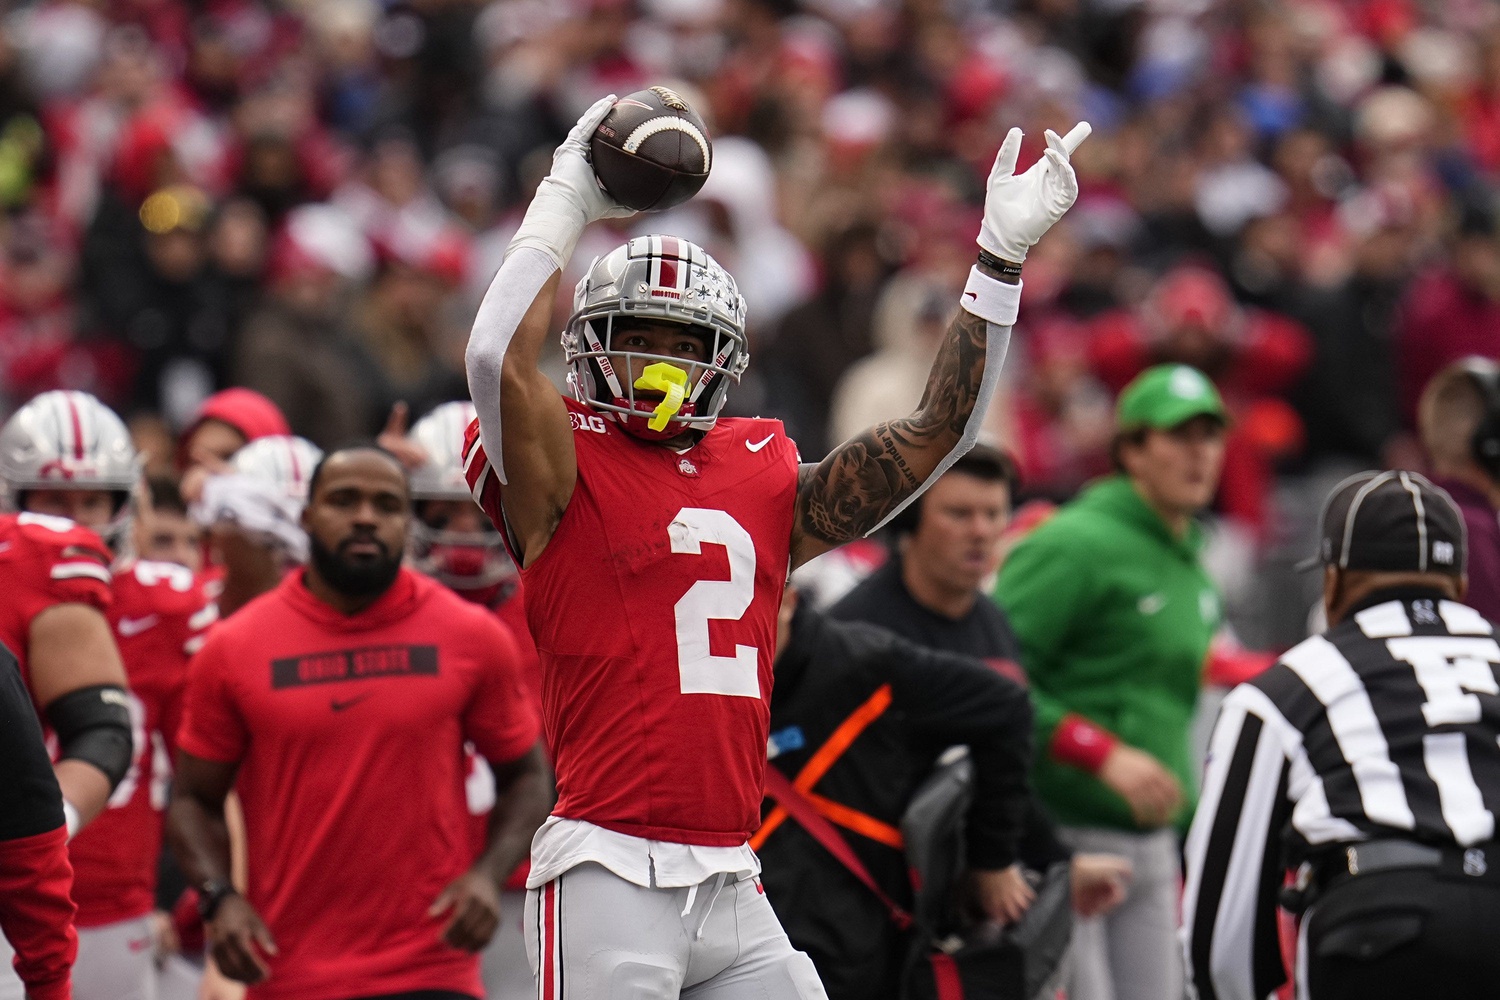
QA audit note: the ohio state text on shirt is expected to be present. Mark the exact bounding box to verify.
[178,568,539,1000]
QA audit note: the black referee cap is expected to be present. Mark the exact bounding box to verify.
[1300,471,1467,576]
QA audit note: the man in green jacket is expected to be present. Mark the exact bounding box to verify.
[994,363,1227,1000]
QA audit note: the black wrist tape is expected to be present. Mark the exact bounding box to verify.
[976,247,1023,276]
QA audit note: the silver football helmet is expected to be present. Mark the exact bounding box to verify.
[406,401,515,599]
[230,435,323,505]
[563,235,749,441]
[0,390,139,541]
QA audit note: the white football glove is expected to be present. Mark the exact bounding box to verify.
[977,122,1091,264]
[507,94,636,271]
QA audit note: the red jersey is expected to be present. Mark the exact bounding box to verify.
[461,586,542,888]
[463,397,799,846]
[177,568,540,1000]
[492,585,541,702]
[69,560,216,928]
[0,512,113,687]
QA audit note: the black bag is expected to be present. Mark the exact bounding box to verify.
[899,748,1073,1000]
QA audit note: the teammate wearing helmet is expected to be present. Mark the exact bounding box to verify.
[408,403,523,612]
[0,390,216,1000]
[461,95,1090,997]
[407,403,536,678]
[402,401,540,1000]
[195,434,322,617]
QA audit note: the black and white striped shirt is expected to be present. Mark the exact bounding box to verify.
[1181,587,1500,1000]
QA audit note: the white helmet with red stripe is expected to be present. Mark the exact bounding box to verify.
[563,235,748,441]
[406,401,516,601]
[0,390,139,539]
[193,435,321,565]
[230,435,322,505]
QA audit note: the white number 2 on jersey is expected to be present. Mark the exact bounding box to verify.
[670,507,761,699]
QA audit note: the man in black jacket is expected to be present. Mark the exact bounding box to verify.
[829,445,1024,666]
[828,446,1132,919]
[757,593,1037,1000]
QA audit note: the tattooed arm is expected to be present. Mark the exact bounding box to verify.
[790,121,1090,570]
[790,263,1015,568]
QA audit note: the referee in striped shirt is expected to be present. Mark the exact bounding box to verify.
[1182,470,1500,1000]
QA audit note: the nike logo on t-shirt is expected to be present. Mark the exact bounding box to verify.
[117,614,161,637]
[1137,593,1167,616]
[746,434,775,453]
[331,694,372,712]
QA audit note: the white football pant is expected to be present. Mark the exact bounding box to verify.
[524,863,827,999]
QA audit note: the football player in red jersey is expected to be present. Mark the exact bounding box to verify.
[170,445,550,1000]
[404,401,541,1000]
[0,391,219,1000]
[0,391,140,1000]
[461,94,1091,997]
[406,403,531,645]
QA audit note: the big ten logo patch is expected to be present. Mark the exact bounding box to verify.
[569,411,608,434]
[271,645,439,689]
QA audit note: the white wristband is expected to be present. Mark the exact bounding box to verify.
[63,800,80,840]
[961,266,1022,327]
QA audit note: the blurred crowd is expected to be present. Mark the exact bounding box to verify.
[7,0,1500,644]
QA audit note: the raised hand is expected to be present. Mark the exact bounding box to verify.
[977,122,1091,264]
[509,95,635,270]
[376,402,429,471]
[554,95,637,223]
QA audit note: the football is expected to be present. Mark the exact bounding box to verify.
[589,87,712,212]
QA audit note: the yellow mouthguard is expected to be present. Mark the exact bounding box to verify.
[634,362,689,431]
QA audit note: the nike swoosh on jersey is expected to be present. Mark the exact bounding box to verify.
[330,694,372,712]
[746,434,776,453]
[1137,593,1167,616]
[117,614,161,637]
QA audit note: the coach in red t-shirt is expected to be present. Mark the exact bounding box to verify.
[168,445,549,1000]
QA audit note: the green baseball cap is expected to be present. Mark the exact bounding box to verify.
[1115,364,1228,431]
